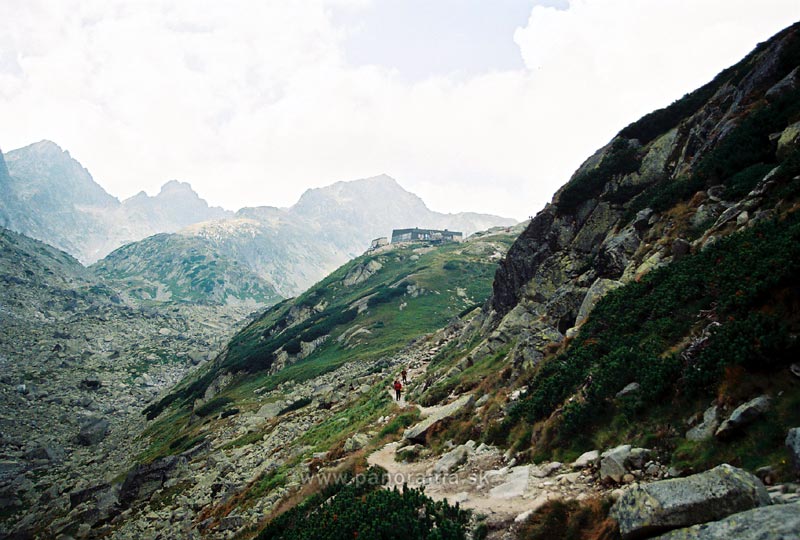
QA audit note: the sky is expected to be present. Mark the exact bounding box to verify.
[1,1,799,221]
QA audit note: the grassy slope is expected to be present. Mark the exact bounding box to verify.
[139,230,517,459]
[93,233,282,306]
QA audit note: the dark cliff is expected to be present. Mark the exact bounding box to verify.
[491,22,800,319]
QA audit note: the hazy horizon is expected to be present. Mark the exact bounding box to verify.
[2,1,799,221]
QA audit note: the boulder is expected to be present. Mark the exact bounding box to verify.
[652,501,800,540]
[627,448,652,470]
[488,465,530,499]
[686,405,720,442]
[0,460,23,481]
[616,382,641,398]
[77,416,109,446]
[80,376,102,390]
[254,402,283,419]
[531,461,562,478]
[119,455,187,508]
[715,395,771,439]
[433,445,469,475]
[342,433,370,453]
[777,120,800,160]
[610,464,771,540]
[671,239,691,260]
[600,445,631,483]
[791,362,800,378]
[786,427,800,475]
[572,450,600,469]
[404,394,474,443]
[24,443,65,462]
[575,279,623,327]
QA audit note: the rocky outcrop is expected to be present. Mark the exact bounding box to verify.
[652,501,800,540]
[488,22,800,361]
[715,395,771,439]
[433,445,470,474]
[119,455,187,508]
[575,278,623,328]
[610,464,771,540]
[342,259,383,287]
[77,416,110,446]
[404,394,475,443]
[686,405,720,442]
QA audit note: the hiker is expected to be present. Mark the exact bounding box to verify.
[393,379,402,401]
[401,368,408,384]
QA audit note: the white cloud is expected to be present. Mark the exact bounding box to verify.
[1,1,798,220]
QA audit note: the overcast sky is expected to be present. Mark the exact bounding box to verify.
[2,1,799,220]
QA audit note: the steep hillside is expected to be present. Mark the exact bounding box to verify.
[0,228,251,538]
[92,232,282,309]
[414,21,800,471]
[144,226,520,421]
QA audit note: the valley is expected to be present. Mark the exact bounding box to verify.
[2,17,800,540]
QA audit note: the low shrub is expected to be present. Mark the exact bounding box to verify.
[194,397,233,418]
[256,466,470,540]
[499,213,800,445]
[278,397,313,416]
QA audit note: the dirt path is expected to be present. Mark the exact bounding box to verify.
[370,340,602,530]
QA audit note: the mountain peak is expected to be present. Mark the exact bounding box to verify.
[27,139,68,157]
[157,180,196,196]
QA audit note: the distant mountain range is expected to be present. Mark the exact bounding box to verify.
[0,141,231,263]
[0,140,515,296]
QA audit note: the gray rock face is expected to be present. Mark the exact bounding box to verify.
[786,427,800,474]
[404,394,474,443]
[686,405,720,442]
[616,382,641,398]
[77,416,110,446]
[610,464,771,540]
[572,450,600,469]
[342,259,383,287]
[652,501,800,540]
[119,455,187,508]
[575,278,623,327]
[342,433,370,453]
[671,238,691,259]
[24,443,65,462]
[488,465,530,499]
[433,445,469,474]
[600,445,632,483]
[715,395,771,439]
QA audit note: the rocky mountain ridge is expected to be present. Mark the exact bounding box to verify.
[0,141,231,264]
[91,232,282,308]
[0,142,515,296]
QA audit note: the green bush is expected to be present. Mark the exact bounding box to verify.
[379,411,420,437]
[557,138,641,214]
[499,213,800,443]
[194,397,234,418]
[256,466,469,540]
[367,284,409,308]
[278,397,313,416]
